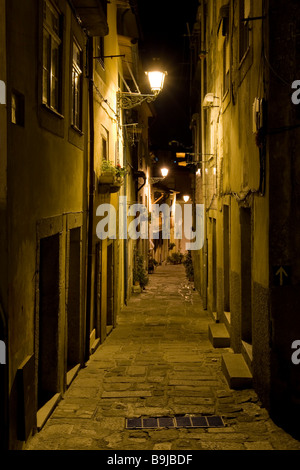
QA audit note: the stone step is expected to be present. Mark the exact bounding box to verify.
[208,322,230,348]
[221,353,253,390]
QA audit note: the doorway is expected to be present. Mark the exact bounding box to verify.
[67,228,81,373]
[240,207,252,344]
[223,205,230,313]
[106,242,114,334]
[0,307,7,450]
[38,234,60,409]
[212,218,217,313]
[93,242,101,340]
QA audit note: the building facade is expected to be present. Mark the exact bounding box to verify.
[190,0,300,436]
[0,0,156,450]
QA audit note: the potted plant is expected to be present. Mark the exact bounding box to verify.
[99,159,127,193]
[148,257,158,274]
[167,251,184,265]
[99,159,115,184]
[133,252,149,289]
[183,251,194,282]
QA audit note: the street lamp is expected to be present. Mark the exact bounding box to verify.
[117,69,167,110]
[145,71,166,93]
[202,93,219,109]
[149,167,169,184]
[183,195,190,203]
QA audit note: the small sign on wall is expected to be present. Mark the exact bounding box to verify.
[272,265,291,287]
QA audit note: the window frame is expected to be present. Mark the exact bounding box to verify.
[223,35,230,99]
[239,0,251,65]
[42,0,63,114]
[71,37,83,132]
[101,125,109,162]
[95,36,105,70]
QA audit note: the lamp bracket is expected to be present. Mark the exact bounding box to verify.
[93,54,125,59]
[117,91,159,110]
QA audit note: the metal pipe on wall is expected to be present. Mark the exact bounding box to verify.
[85,36,95,362]
[201,0,208,310]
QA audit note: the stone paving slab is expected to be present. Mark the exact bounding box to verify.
[25,265,300,451]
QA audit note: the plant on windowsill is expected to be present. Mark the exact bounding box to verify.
[98,159,127,193]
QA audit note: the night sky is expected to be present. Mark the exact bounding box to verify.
[136,1,199,151]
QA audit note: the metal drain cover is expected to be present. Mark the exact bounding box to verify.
[125,415,225,429]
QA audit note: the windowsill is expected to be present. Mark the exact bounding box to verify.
[42,103,64,120]
[71,124,83,136]
[222,88,231,113]
[238,46,250,70]
[96,58,105,71]
[222,89,229,101]
[238,45,253,86]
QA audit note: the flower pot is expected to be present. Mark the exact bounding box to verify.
[99,173,115,185]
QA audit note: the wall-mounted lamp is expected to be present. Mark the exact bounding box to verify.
[145,71,166,93]
[149,167,169,184]
[183,195,190,203]
[161,168,169,178]
[117,69,167,110]
[202,93,219,109]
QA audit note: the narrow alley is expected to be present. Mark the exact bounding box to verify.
[25,265,300,451]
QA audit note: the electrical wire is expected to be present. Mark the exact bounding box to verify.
[92,81,118,123]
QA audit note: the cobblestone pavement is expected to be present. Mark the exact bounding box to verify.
[26,265,300,451]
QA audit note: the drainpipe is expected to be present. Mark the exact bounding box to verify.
[201,1,208,310]
[123,142,128,306]
[85,36,95,362]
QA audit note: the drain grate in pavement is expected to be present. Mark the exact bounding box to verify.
[126,415,225,429]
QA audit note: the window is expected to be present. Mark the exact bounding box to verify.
[11,90,25,126]
[101,126,109,160]
[102,137,107,161]
[223,36,230,97]
[42,0,62,113]
[239,0,251,62]
[72,39,83,130]
[95,36,105,69]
